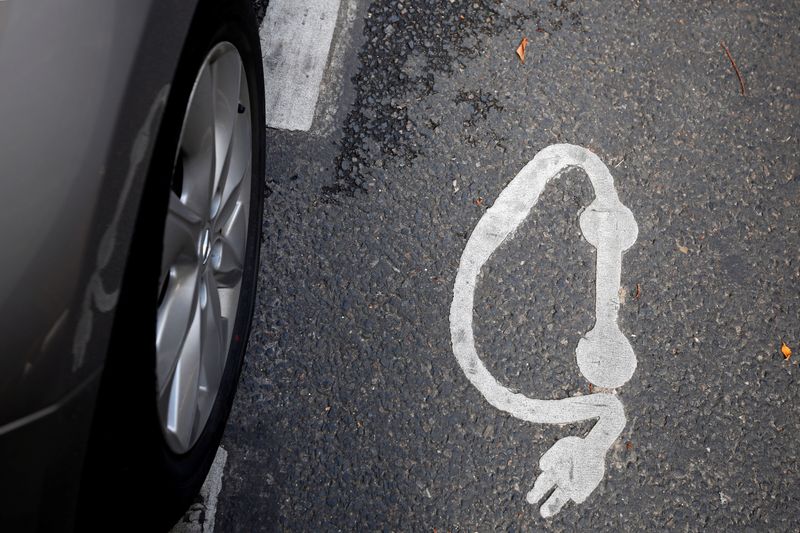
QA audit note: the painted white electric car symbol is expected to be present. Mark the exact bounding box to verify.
[449,144,638,518]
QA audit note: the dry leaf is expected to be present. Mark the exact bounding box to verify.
[781,342,792,360]
[676,240,689,254]
[473,197,485,207]
[516,37,528,63]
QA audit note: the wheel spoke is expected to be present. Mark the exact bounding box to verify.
[215,160,247,228]
[164,298,203,450]
[218,65,251,210]
[180,61,216,218]
[212,200,246,287]
[161,193,203,282]
[199,273,227,411]
[156,267,199,393]
[211,51,242,212]
[168,188,205,225]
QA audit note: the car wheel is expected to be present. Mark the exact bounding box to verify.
[76,0,264,530]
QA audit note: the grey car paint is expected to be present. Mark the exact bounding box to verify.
[0,0,200,528]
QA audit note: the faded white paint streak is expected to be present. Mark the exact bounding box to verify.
[171,447,228,533]
[260,0,341,131]
[449,144,638,517]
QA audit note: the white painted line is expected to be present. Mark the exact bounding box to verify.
[449,144,639,518]
[309,0,360,137]
[171,447,228,533]
[260,0,341,131]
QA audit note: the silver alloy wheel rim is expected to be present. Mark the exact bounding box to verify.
[156,42,252,454]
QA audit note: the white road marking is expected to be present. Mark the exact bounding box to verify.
[171,447,228,533]
[449,144,639,517]
[260,0,342,131]
[311,0,360,137]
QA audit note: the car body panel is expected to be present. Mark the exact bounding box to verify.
[0,0,200,528]
[0,0,197,424]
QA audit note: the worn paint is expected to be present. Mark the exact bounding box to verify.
[171,447,228,533]
[449,144,638,517]
[260,0,341,131]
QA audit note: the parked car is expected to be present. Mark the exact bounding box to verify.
[0,0,265,530]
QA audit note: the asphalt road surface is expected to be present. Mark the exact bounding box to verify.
[213,1,800,530]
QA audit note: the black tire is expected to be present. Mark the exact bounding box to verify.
[76,0,264,530]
